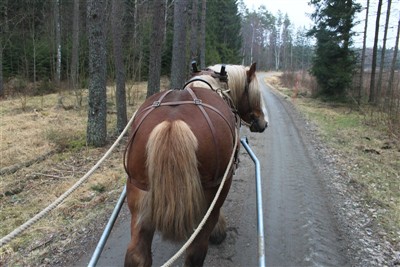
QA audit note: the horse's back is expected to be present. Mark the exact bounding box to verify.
[125,87,237,190]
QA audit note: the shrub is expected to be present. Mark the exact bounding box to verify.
[46,129,86,152]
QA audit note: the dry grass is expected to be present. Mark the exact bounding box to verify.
[266,73,400,250]
[0,79,170,266]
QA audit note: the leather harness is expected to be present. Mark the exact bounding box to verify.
[125,84,240,191]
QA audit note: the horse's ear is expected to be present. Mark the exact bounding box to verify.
[247,62,257,81]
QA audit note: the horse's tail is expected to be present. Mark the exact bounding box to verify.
[142,120,205,241]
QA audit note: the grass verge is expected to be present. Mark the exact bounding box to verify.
[0,79,167,265]
[267,73,400,250]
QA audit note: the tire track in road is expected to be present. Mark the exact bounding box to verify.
[257,73,349,266]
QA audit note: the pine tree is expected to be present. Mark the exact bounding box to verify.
[147,0,166,97]
[170,0,189,89]
[308,0,361,97]
[206,0,242,65]
[112,0,128,133]
[86,0,107,147]
[0,0,6,97]
[70,0,79,92]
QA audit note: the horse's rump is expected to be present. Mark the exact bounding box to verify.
[124,88,237,240]
[125,88,237,190]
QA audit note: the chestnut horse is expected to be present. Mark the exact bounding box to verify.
[124,63,268,267]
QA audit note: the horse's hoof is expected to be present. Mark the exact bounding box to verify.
[209,231,227,245]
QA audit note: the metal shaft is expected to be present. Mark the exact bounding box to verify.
[241,137,266,267]
[88,186,127,267]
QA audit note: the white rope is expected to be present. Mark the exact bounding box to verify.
[0,110,137,248]
[161,129,239,267]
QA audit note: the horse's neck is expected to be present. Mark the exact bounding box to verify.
[189,70,246,108]
[190,76,223,91]
[226,77,243,107]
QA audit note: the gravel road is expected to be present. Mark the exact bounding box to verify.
[76,73,397,266]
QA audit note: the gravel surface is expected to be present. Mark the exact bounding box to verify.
[262,73,400,267]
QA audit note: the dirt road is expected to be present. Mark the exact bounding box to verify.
[77,73,349,266]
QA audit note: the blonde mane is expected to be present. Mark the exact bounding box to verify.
[187,64,262,110]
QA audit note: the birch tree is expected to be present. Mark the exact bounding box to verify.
[274,12,283,70]
[358,0,370,104]
[377,0,392,98]
[369,0,383,103]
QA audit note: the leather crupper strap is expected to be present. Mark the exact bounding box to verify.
[185,87,221,187]
[125,87,238,190]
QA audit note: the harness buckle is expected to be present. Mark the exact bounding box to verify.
[194,99,202,105]
[152,101,161,107]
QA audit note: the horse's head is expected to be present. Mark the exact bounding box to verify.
[222,63,269,133]
[188,62,269,133]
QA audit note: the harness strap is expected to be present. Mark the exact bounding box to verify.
[185,87,221,182]
[123,90,174,190]
[125,88,238,190]
[183,78,215,91]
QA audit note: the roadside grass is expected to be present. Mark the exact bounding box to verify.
[0,79,167,265]
[266,73,400,249]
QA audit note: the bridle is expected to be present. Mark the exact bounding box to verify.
[189,63,261,131]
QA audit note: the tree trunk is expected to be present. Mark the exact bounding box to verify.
[377,0,391,101]
[358,0,369,105]
[71,0,80,90]
[387,12,400,106]
[170,0,189,89]
[112,0,128,133]
[0,0,6,97]
[32,23,36,92]
[87,0,107,147]
[250,24,255,64]
[0,44,3,97]
[369,0,383,104]
[189,0,199,62]
[54,0,61,86]
[147,0,166,97]
[199,0,206,69]
[274,14,283,71]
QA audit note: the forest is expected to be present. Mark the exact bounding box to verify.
[0,0,314,93]
[1,1,400,265]
[0,0,399,140]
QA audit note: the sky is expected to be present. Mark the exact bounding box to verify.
[243,0,313,29]
[242,0,400,49]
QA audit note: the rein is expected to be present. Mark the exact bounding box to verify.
[161,128,238,267]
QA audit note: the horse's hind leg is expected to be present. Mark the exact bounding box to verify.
[184,208,221,267]
[124,184,155,267]
[209,211,227,245]
[125,222,154,267]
